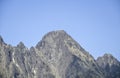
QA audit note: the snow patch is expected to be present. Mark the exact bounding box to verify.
[34,69,36,74]
[12,52,21,70]
[12,52,15,63]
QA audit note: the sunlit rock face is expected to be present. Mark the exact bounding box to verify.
[0,30,119,78]
[36,30,105,78]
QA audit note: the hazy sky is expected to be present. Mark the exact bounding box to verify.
[0,0,120,60]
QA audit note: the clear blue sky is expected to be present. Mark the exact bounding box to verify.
[0,0,120,61]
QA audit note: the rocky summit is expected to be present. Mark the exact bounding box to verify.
[97,54,120,78]
[0,30,120,78]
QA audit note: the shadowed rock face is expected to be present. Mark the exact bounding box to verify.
[97,54,120,78]
[0,30,119,78]
[0,36,6,46]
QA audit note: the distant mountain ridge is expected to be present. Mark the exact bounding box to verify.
[0,30,120,78]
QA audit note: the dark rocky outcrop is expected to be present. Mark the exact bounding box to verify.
[0,30,119,78]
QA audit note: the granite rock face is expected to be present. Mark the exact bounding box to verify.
[0,30,119,78]
[97,54,120,78]
[0,37,54,78]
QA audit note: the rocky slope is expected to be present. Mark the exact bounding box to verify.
[97,54,120,78]
[0,30,119,78]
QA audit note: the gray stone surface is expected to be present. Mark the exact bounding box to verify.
[97,53,120,78]
[0,30,119,78]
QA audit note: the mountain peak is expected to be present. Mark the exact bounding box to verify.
[0,36,5,46]
[97,53,119,65]
[35,30,105,78]
[102,53,115,60]
[17,42,26,49]
[49,30,66,33]
[36,30,71,49]
[42,30,67,39]
[53,30,66,33]
[97,53,120,78]
[103,53,113,57]
[0,36,4,43]
[0,30,120,78]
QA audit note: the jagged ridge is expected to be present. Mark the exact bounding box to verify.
[0,30,120,78]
